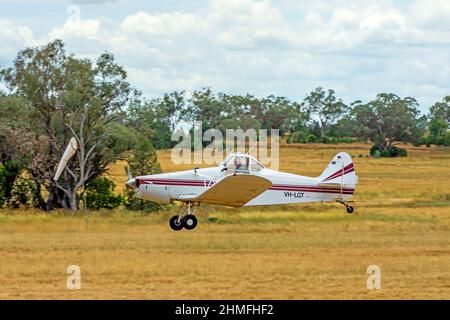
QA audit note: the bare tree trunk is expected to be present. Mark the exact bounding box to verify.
[383,139,393,151]
[69,190,78,211]
[46,186,60,211]
[319,116,326,140]
[46,185,72,211]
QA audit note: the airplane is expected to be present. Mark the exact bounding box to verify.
[126,152,358,231]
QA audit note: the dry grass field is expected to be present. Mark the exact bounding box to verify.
[0,143,449,299]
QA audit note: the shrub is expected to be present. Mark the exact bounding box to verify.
[389,146,408,157]
[8,176,34,208]
[123,191,163,213]
[322,136,358,144]
[288,131,358,144]
[370,145,408,157]
[306,134,319,143]
[85,177,123,210]
[0,164,6,208]
[380,150,390,157]
[435,131,450,146]
[287,130,317,143]
[287,130,308,143]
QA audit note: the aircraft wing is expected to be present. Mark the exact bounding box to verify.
[178,174,272,207]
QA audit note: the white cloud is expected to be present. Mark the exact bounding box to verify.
[49,5,101,39]
[408,0,450,28]
[121,11,202,37]
[0,20,36,62]
[1,0,450,111]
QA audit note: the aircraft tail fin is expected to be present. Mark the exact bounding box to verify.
[318,152,358,187]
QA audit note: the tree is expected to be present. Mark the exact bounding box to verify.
[218,115,262,132]
[125,91,185,150]
[184,88,229,129]
[219,94,262,132]
[0,164,6,207]
[0,40,135,211]
[85,177,123,210]
[160,91,186,132]
[429,96,450,145]
[257,95,302,134]
[0,93,30,204]
[0,92,48,208]
[302,87,347,139]
[222,93,304,134]
[124,137,163,212]
[351,93,424,152]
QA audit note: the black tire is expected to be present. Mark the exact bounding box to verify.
[346,206,354,214]
[182,214,198,230]
[169,215,184,231]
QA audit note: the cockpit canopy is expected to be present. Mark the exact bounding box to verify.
[222,153,264,174]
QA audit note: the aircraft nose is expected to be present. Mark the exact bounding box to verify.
[126,178,136,188]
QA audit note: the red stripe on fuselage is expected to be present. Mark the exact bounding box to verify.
[139,179,354,195]
[271,183,354,192]
[270,187,353,195]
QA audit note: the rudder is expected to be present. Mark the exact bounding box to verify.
[318,152,357,187]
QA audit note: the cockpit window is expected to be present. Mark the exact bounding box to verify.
[226,155,249,173]
[223,154,264,174]
[251,160,263,172]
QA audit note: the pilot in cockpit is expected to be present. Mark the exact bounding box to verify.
[234,156,248,172]
[234,157,242,171]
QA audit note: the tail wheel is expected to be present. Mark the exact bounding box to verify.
[169,215,184,231]
[346,206,354,214]
[182,214,198,230]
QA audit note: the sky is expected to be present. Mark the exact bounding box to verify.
[1,0,450,113]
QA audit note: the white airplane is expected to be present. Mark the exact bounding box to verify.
[126,152,358,231]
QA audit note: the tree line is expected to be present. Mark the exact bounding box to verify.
[0,40,449,211]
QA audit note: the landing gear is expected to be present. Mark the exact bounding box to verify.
[169,215,184,231]
[182,214,198,230]
[336,198,355,214]
[169,202,199,231]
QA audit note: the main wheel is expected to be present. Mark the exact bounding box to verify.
[182,214,198,230]
[346,206,354,214]
[169,215,184,231]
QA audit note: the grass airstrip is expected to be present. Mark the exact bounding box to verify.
[0,143,449,299]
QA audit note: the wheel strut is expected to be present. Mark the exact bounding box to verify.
[336,199,355,214]
[171,202,200,230]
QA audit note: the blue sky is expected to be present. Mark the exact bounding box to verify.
[1,0,450,112]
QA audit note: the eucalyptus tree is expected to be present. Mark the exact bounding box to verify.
[350,93,425,151]
[302,87,347,139]
[1,40,137,210]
